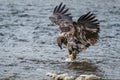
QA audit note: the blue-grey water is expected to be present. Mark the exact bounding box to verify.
[0,0,120,80]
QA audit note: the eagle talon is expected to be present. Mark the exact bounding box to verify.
[68,53,76,60]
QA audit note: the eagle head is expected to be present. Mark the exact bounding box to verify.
[57,36,67,49]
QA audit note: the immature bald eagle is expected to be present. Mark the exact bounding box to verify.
[49,3,100,60]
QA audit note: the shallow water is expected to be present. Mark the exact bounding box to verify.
[0,0,120,80]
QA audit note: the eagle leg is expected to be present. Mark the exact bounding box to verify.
[68,50,77,60]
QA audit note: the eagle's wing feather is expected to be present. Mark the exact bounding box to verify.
[50,3,74,49]
[53,2,70,16]
[52,2,73,25]
[74,12,100,46]
[77,12,99,33]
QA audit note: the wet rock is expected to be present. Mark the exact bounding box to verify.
[75,74,101,80]
[46,72,57,79]
[46,72,101,80]
[46,72,74,80]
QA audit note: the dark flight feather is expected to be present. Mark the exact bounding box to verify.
[53,2,71,18]
[59,4,66,13]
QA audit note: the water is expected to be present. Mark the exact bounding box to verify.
[0,0,120,80]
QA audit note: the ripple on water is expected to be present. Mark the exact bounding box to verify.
[0,0,120,80]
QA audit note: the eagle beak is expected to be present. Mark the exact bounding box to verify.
[68,53,76,60]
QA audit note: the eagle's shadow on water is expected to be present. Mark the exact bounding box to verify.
[60,59,102,78]
[21,58,99,73]
[51,59,102,79]
[48,59,99,72]
[66,60,97,72]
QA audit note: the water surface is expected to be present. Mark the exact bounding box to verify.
[0,0,120,80]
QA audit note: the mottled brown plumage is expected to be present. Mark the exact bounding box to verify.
[49,2,100,60]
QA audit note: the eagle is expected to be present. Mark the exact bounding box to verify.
[49,2,100,60]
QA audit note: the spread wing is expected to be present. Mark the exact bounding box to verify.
[77,12,99,33]
[49,3,100,59]
[53,2,72,22]
[74,12,100,46]
[49,2,73,32]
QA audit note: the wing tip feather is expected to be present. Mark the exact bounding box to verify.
[53,2,71,16]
